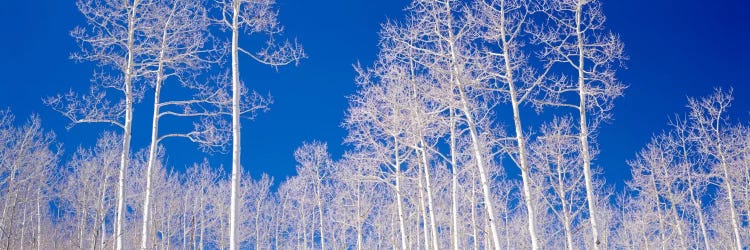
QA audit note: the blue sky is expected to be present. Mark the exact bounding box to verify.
[0,0,748,189]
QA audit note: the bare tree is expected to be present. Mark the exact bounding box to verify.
[688,89,744,249]
[344,66,415,249]
[211,1,304,248]
[530,0,626,247]
[293,142,333,250]
[0,114,57,250]
[44,1,151,248]
[58,133,120,250]
[135,0,231,248]
[529,117,585,250]
[393,1,506,247]
[628,134,689,249]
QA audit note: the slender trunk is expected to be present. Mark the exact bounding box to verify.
[417,164,430,250]
[229,1,242,249]
[678,132,711,250]
[116,1,139,249]
[718,150,742,249]
[406,52,439,250]
[444,1,501,244]
[689,182,710,249]
[394,171,408,250]
[199,189,205,250]
[497,1,539,247]
[166,212,170,250]
[418,146,439,250]
[141,4,175,247]
[94,170,109,250]
[111,206,116,250]
[182,194,188,249]
[470,172,480,250]
[650,175,667,250]
[512,92,538,250]
[449,108,460,250]
[316,186,325,250]
[191,210,197,250]
[503,206,510,250]
[661,171,686,249]
[140,74,162,250]
[574,2,600,248]
[393,138,408,250]
[219,197,226,250]
[556,154,574,250]
[456,87,501,250]
[668,198,685,249]
[706,119,742,249]
[275,193,287,250]
[81,191,88,249]
[37,187,42,250]
[255,198,262,250]
[301,188,307,249]
[20,195,28,250]
[355,179,363,250]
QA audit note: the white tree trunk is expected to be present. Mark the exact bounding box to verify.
[140,12,171,248]
[417,163,430,250]
[575,2,600,248]
[449,108,460,250]
[116,1,139,249]
[497,3,539,247]
[688,180,710,250]
[457,87,502,250]
[553,152,574,250]
[393,139,408,250]
[316,188,325,250]
[35,187,42,250]
[718,148,743,249]
[229,1,242,249]
[36,188,42,250]
[418,145,439,250]
[443,2,501,245]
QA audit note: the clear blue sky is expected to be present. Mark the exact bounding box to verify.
[0,0,748,189]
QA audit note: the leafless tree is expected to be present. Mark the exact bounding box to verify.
[44,1,150,248]
[211,1,304,247]
[530,0,626,247]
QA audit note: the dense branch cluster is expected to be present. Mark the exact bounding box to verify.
[0,0,748,249]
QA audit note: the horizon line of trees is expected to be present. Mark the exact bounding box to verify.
[0,0,748,249]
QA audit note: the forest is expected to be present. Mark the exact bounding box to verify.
[0,0,748,249]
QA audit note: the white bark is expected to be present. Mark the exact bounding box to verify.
[574,2,600,247]
[449,108,460,250]
[115,1,139,248]
[393,138,408,250]
[229,1,241,249]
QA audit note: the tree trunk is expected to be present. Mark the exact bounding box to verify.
[575,2,600,248]
[450,108,460,250]
[445,3,502,244]
[141,5,173,247]
[393,138,408,250]
[229,1,242,249]
[417,146,439,250]
[116,1,139,249]
[456,87,501,250]
[718,148,742,249]
[37,187,42,250]
[497,2,539,247]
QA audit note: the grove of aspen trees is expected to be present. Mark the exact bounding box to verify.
[0,0,748,249]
